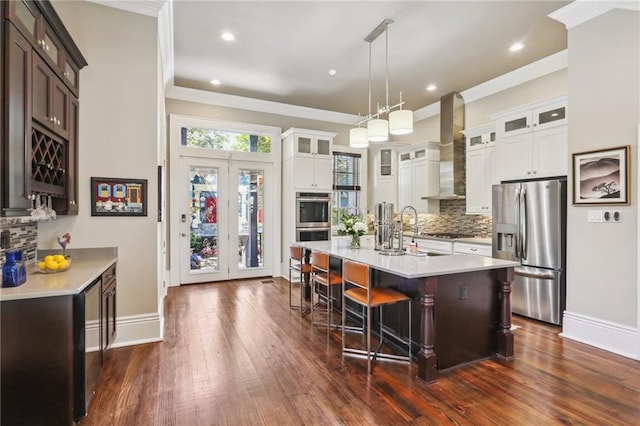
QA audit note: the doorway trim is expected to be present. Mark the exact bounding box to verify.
[168,114,281,286]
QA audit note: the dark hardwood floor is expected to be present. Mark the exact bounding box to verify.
[82,277,640,425]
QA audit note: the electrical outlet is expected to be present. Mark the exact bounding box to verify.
[612,210,623,223]
[603,210,612,222]
[1,230,10,249]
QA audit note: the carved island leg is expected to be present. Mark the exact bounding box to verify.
[496,267,515,360]
[417,277,438,383]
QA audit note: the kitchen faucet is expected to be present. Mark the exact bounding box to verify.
[399,205,418,253]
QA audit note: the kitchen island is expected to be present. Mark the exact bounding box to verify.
[298,239,518,383]
[1,247,118,425]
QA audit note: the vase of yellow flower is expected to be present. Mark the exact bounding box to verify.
[337,212,367,249]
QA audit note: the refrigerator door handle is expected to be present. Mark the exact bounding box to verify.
[515,189,521,258]
[521,188,528,260]
[515,266,556,280]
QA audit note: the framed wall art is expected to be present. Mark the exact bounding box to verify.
[572,145,630,205]
[91,177,148,216]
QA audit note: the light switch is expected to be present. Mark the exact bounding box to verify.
[587,210,603,223]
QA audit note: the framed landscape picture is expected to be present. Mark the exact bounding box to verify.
[572,146,630,205]
[91,177,148,216]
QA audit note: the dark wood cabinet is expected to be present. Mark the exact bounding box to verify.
[1,0,86,217]
[32,53,70,139]
[2,23,33,215]
[101,263,117,354]
[1,261,118,425]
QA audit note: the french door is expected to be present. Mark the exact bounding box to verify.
[179,156,272,283]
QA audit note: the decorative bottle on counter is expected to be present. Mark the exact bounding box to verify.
[2,250,27,287]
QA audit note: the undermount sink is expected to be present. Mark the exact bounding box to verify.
[378,248,405,256]
[423,251,448,256]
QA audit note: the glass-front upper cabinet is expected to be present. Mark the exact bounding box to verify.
[494,95,567,138]
[7,0,39,45]
[463,123,496,151]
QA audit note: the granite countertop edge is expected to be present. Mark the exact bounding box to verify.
[1,247,118,302]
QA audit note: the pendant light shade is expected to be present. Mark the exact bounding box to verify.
[389,109,413,135]
[349,127,369,148]
[367,118,389,142]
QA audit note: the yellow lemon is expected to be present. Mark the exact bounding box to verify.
[37,261,46,270]
[44,255,55,263]
[57,259,69,269]
[53,254,65,262]
[45,260,59,271]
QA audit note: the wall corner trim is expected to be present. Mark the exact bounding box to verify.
[109,312,164,348]
[560,310,639,360]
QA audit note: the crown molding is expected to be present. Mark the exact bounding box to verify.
[89,0,167,17]
[549,0,640,29]
[166,86,359,125]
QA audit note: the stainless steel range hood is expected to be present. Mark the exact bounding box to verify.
[422,92,466,200]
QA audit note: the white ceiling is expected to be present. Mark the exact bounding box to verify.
[169,1,570,116]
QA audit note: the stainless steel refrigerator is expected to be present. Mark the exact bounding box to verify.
[492,178,567,325]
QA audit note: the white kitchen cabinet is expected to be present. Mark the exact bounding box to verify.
[463,123,497,214]
[493,95,568,181]
[397,142,439,212]
[414,238,453,254]
[282,128,336,191]
[453,241,492,257]
[372,147,397,206]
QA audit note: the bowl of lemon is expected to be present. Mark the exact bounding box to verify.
[37,254,71,273]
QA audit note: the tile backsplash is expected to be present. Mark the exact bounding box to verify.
[367,199,492,238]
[0,218,38,264]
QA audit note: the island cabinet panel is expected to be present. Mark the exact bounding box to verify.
[432,271,499,369]
[1,295,75,425]
[373,270,503,372]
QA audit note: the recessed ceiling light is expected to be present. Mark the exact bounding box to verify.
[220,32,236,42]
[426,84,437,91]
[328,69,337,76]
[210,79,221,85]
[509,42,524,52]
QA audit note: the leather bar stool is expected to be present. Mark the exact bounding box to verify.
[288,244,312,315]
[341,259,412,374]
[310,251,342,329]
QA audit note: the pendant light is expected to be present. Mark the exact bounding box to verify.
[348,18,413,147]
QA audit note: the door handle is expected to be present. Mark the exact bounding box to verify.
[180,233,188,237]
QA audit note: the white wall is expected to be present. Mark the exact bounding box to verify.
[39,1,162,344]
[562,9,639,358]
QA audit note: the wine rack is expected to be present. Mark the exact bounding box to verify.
[31,127,66,195]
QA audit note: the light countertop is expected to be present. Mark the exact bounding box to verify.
[1,247,117,301]
[298,239,516,279]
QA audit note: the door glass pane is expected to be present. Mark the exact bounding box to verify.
[14,0,37,37]
[297,137,312,154]
[504,117,527,133]
[538,107,565,125]
[44,32,58,63]
[316,138,330,155]
[189,166,219,272]
[237,169,264,270]
[181,127,271,153]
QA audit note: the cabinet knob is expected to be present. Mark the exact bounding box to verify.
[533,171,537,174]
[527,171,531,175]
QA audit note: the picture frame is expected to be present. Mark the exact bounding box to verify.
[91,177,148,216]
[572,145,630,205]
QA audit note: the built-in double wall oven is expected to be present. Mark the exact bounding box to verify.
[296,192,331,241]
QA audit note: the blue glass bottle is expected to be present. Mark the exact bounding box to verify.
[2,250,20,288]
[14,250,27,285]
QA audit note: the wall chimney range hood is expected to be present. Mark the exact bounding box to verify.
[422,92,466,200]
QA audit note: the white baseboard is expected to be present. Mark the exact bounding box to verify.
[560,311,639,360]
[110,312,164,348]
